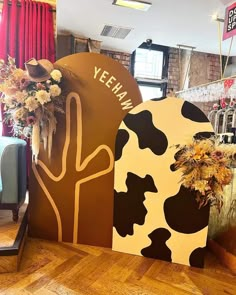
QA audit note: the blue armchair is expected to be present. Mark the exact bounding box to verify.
[0,136,27,222]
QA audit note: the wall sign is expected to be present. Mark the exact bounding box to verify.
[223,2,236,40]
[28,53,142,247]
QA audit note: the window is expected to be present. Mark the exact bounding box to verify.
[138,85,163,101]
[131,42,169,101]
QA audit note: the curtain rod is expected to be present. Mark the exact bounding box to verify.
[0,1,56,12]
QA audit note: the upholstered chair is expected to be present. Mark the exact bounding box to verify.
[0,136,27,221]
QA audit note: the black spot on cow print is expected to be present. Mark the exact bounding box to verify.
[189,247,206,268]
[114,172,158,237]
[151,96,167,101]
[170,149,186,172]
[194,132,215,140]
[123,111,168,155]
[170,163,176,172]
[164,186,210,234]
[115,129,130,161]
[182,101,209,123]
[141,228,172,262]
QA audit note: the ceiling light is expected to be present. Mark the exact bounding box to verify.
[113,0,152,11]
[211,13,219,21]
[211,13,224,22]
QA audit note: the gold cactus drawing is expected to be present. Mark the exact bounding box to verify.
[32,92,114,243]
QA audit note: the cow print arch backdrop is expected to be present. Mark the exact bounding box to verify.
[112,97,215,268]
[28,53,142,247]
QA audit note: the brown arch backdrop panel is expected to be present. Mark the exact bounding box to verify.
[28,53,142,247]
[113,97,214,267]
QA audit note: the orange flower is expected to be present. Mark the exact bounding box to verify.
[172,136,234,211]
[211,150,224,161]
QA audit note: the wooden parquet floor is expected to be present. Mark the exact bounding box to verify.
[0,204,27,247]
[0,238,235,295]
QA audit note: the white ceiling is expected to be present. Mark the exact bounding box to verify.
[57,0,235,55]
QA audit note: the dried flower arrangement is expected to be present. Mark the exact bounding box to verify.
[0,56,64,162]
[173,137,236,211]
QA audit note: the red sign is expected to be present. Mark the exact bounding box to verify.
[223,2,236,40]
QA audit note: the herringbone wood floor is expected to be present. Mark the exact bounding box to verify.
[0,205,27,248]
[0,237,235,295]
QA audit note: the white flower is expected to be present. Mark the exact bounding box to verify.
[49,84,61,97]
[15,90,28,104]
[12,68,25,81]
[3,95,14,106]
[35,90,51,105]
[13,107,26,120]
[24,96,39,112]
[50,69,62,82]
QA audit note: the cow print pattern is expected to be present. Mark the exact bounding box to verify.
[189,247,206,268]
[170,149,186,172]
[114,172,157,237]
[182,101,209,122]
[151,97,167,101]
[141,228,172,262]
[113,97,214,268]
[115,129,130,161]
[123,111,168,155]
[164,186,210,234]
[193,131,215,140]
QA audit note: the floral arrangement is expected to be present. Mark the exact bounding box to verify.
[173,137,236,211]
[211,97,236,111]
[0,56,64,161]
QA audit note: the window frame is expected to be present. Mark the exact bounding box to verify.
[131,42,169,98]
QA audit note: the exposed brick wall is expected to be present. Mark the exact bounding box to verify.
[167,48,180,93]
[189,52,221,88]
[167,47,223,117]
[167,48,222,93]
[101,50,131,71]
[189,52,209,88]
[188,53,221,117]
[207,53,221,82]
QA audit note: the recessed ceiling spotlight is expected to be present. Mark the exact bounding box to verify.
[113,0,152,12]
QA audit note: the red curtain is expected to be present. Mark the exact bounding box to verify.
[0,0,55,135]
